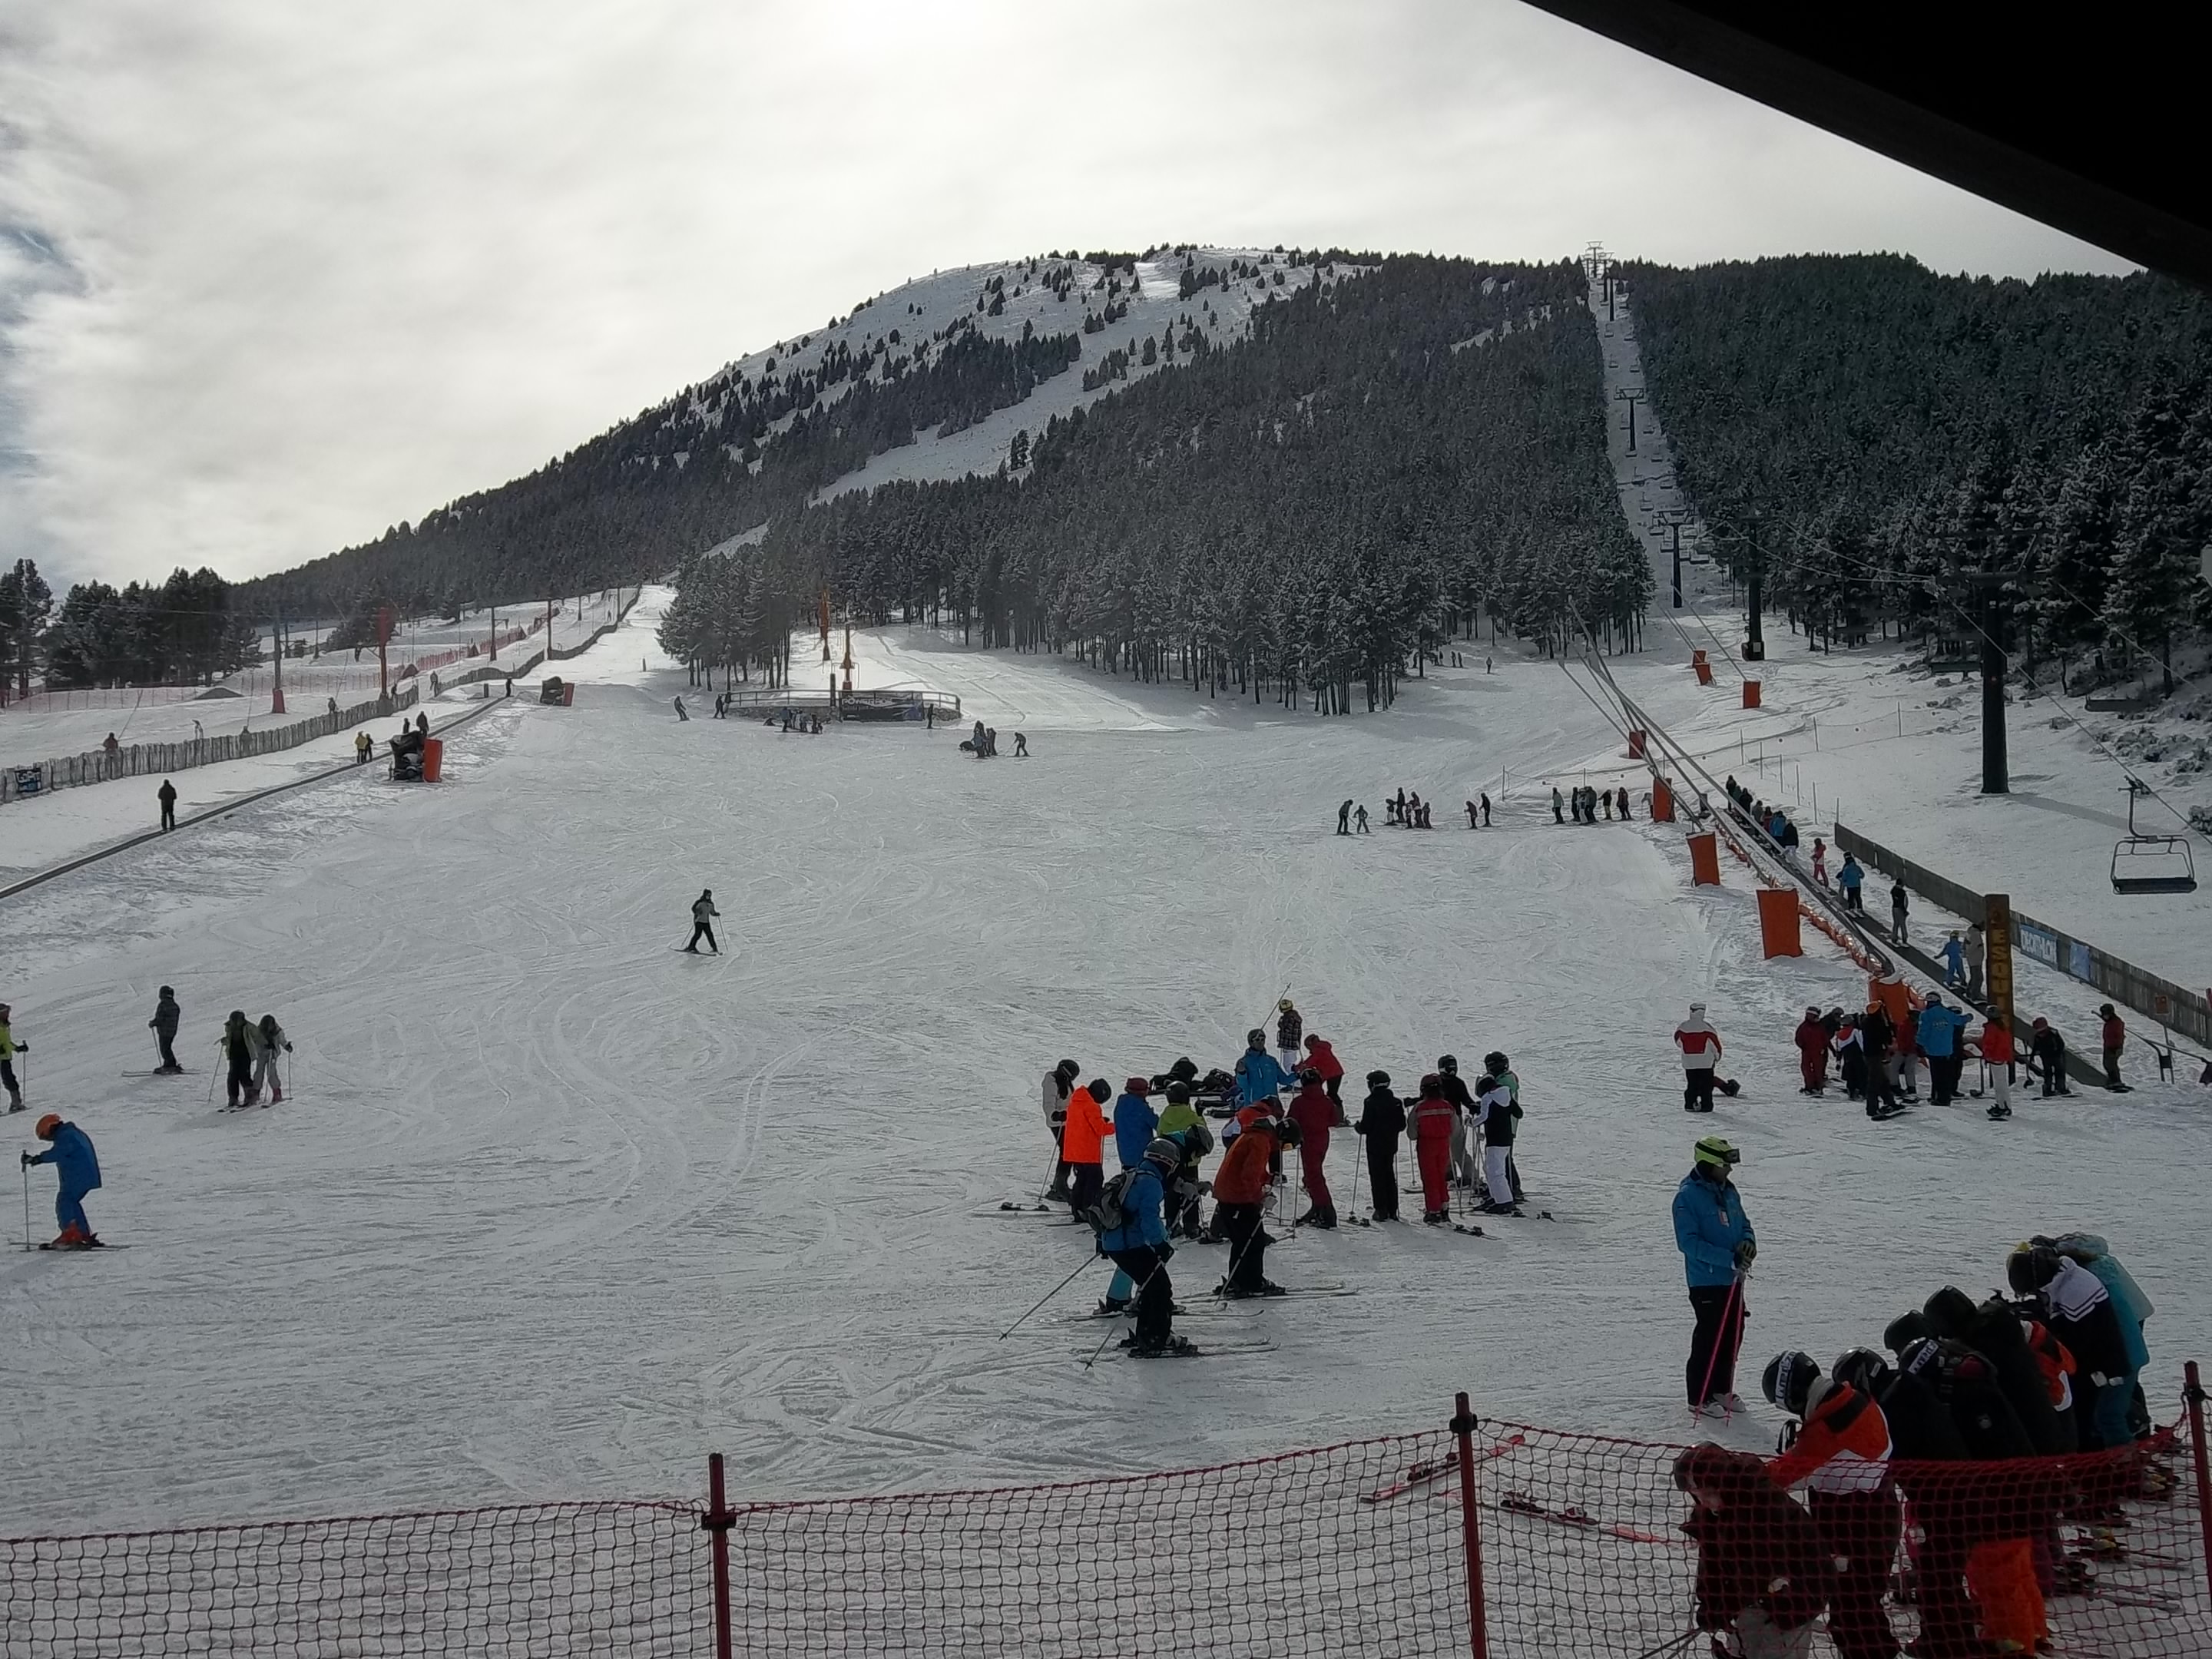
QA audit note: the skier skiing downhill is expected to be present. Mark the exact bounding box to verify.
[1674,1136,1754,1416]
[1233,1031,1291,1108]
[684,889,720,955]
[1793,1007,1830,1094]
[1286,1068,1336,1227]
[1098,1135,1192,1356]
[23,1114,102,1247]
[1273,1001,1303,1077]
[1353,1069,1404,1221]
[253,1015,293,1104]
[0,1004,25,1111]
[1407,1075,1458,1224]
[1674,1005,1723,1112]
[148,987,183,1073]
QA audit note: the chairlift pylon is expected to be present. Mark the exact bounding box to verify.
[2111,780,2197,895]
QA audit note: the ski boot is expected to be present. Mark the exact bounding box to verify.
[1422,1210,1448,1226]
[1126,1335,1199,1359]
[1986,1103,2012,1120]
[1093,1296,1130,1317]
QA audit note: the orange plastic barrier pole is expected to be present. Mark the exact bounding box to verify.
[420,737,445,783]
[1687,832,1720,886]
[1757,886,1802,956]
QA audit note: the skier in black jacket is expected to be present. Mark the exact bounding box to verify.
[148,986,183,1073]
[1353,1070,1405,1221]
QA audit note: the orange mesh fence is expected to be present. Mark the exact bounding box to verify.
[2,1397,2207,1657]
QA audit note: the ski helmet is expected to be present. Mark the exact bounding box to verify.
[1247,1028,1266,1047]
[34,1113,61,1139]
[159,985,174,998]
[1278,998,1294,1012]
[1273,1118,1303,1148]
[1437,1055,1459,1074]
[1922,1286,1978,1338]
[1832,1348,1892,1398]
[1143,1137,1182,1174]
[1882,1311,1933,1355]
[1690,1135,1740,1172]
[1164,1080,1190,1104]
[1762,1351,1818,1417]
[2007,1243,2060,1296]
[1085,1078,1111,1101]
[1366,1069,1392,1088]
[1056,1059,1079,1080]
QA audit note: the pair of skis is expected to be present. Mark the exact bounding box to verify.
[1498,1491,1672,1545]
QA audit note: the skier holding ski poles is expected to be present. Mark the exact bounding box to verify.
[1674,1136,1755,1417]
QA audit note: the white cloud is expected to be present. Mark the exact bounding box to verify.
[0,0,2136,591]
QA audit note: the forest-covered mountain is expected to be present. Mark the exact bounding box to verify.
[659,256,1644,713]
[1623,254,2212,684]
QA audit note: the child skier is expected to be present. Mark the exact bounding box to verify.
[149,986,183,1073]
[1473,1068,1520,1216]
[1154,1085,1210,1238]
[219,1009,259,1107]
[1212,1115,1294,1296]
[0,1004,25,1112]
[1286,1068,1336,1227]
[1059,1078,1113,1216]
[1408,1075,1458,1224]
[1793,1006,1829,1094]
[1674,1004,1723,1112]
[1041,1058,1079,1200]
[1671,1444,1827,1659]
[684,889,720,954]
[1483,1051,1525,1201]
[1098,1136,1191,1356]
[23,1114,103,1247]
[1353,1069,1404,1221]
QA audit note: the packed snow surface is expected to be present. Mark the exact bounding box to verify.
[2,591,2205,1535]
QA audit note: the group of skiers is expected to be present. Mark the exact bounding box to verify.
[218,1007,293,1108]
[1555,783,1634,823]
[958,718,1028,758]
[1036,999,1530,1356]
[1675,1134,2161,1659]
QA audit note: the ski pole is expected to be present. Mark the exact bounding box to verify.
[20,1161,28,1251]
[1694,1269,1746,1414]
[1080,1253,1171,1370]
[1000,1253,1095,1339]
[1031,1145,1061,1205]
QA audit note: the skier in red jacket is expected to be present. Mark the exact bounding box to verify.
[1300,1034,1346,1120]
[1793,1008,1830,1095]
[1286,1069,1336,1227]
[1408,1075,1459,1224]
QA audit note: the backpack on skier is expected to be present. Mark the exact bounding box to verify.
[1080,1168,1141,1236]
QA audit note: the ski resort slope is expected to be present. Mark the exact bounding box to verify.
[2,592,2205,1535]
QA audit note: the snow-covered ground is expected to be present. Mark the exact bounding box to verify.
[3,589,2204,1536]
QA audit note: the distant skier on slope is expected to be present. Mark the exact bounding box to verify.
[684,889,720,955]
[1793,1007,1829,1095]
[1675,1004,1723,1113]
[1551,786,1564,824]
[1274,1001,1303,1076]
[23,1114,103,1247]
[1889,881,1910,948]
[1336,800,1353,836]
[0,1005,26,1112]
[219,1010,260,1108]
[253,1014,293,1104]
[149,986,183,1074]
[1354,1070,1404,1222]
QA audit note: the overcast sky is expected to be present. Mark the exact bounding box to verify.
[0,0,2135,593]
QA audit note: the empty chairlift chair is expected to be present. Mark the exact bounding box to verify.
[2111,781,2197,895]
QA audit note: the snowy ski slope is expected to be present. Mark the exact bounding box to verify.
[2,590,2204,1534]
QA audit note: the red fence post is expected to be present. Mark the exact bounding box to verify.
[703,1452,735,1659]
[2187,1362,2212,1604]
[1451,1391,1489,1659]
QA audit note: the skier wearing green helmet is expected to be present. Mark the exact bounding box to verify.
[1674,1136,1756,1416]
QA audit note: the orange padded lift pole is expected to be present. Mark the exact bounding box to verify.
[1742,680,1763,709]
[1687,831,1720,886]
[1651,778,1675,823]
[1757,886,1802,955]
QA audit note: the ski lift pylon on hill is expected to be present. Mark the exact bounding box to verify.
[2111,780,2197,895]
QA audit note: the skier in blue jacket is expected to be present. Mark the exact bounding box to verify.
[1916,995,1974,1104]
[1098,1137,1190,1356]
[23,1114,104,1247]
[1233,1029,1291,1107]
[1095,1080,1163,1316]
[1674,1136,1755,1415]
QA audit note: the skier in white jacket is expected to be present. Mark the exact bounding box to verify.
[1675,1004,1724,1114]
